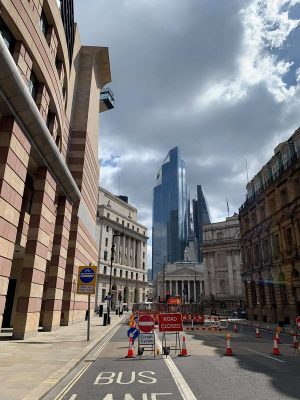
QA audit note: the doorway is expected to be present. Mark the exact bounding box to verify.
[2,278,17,328]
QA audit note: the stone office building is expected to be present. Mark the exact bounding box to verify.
[0,0,113,338]
[202,215,244,309]
[239,130,300,324]
[96,187,148,308]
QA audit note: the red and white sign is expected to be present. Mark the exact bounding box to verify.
[158,313,183,332]
[138,314,155,333]
[296,316,300,328]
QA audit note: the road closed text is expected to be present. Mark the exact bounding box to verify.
[158,313,183,332]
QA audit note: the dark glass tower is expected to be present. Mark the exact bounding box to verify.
[152,147,189,280]
[193,185,211,262]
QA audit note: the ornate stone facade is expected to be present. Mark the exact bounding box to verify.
[96,187,148,308]
[240,130,300,323]
[202,215,244,309]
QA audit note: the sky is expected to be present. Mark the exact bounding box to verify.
[74,0,300,269]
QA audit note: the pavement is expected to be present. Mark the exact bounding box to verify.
[0,312,127,400]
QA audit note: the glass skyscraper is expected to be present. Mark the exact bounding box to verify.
[193,185,211,262]
[152,147,189,280]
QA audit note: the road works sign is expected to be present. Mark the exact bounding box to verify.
[296,316,300,328]
[77,265,97,294]
[139,314,155,333]
[158,313,183,332]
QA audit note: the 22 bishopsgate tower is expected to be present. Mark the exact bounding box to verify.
[152,147,189,279]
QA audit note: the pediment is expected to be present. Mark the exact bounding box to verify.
[167,268,196,276]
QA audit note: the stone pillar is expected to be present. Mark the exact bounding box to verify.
[136,240,141,269]
[127,237,131,266]
[235,252,243,296]
[132,239,136,268]
[175,280,178,295]
[194,280,197,302]
[210,256,217,296]
[13,168,56,339]
[203,254,209,297]
[284,267,297,320]
[187,281,190,303]
[227,251,235,296]
[0,118,31,328]
[42,197,72,331]
[121,235,126,265]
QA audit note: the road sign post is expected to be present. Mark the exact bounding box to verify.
[77,264,97,341]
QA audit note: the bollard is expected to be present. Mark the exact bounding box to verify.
[108,315,111,325]
[98,305,103,317]
[103,312,108,326]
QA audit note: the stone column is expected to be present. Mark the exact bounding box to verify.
[42,197,72,331]
[203,254,209,297]
[227,251,235,296]
[210,255,217,296]
[13,168,56,339]
[136,240,141,269]
[0,118,31,328]
[127,237,131,266]
[235,252,243,296]
[121,235,126,265]
[175,280,178,295]
[132,239,136,268]
[194,280,197,302]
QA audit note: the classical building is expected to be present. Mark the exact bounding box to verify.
[0,0,113,338]
[152,147,190,280]
[193,185,211,262]
[240,130,300,323]
[155,262,205,303]
[202,215,244,309]
[96,187,148,308]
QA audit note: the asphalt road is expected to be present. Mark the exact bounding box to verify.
[45,321,300,400]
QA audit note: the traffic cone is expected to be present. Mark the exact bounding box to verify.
[256,324,261,338]
[179,336,189,357]
[274,331,281,344]
[272,338,281,356]
[291,332,298,349]
[234,323,238,333]
[125,337,135,358]
[225,333,233,356]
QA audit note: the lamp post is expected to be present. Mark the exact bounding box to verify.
[108,232,124,319]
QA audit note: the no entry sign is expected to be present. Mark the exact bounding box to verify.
[139,314,155,333]
[296,316,300,328]
[158,313,183,332]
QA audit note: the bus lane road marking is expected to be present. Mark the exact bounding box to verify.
[154,332,197,400]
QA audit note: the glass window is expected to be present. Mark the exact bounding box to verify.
[104,250,107,261]
[40,11,48,37]
[120,270,123,277]
[28,71,39,101]
[131,272,133,279]
[136,273,138,280]
[103,266,107,275]
[0,17,15,53]
[126,271,128,278]
[114,268,117,276]
[106,226,109,232]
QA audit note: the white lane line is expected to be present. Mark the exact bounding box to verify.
[200,333,285,363]
[242,347,285,363]
[69,395,77,400]
[155,332,197,400]
[53,324,120,400]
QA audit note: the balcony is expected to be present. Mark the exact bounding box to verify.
[100,87,115,112]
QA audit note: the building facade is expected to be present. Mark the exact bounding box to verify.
[193,185,211,262]
[152,147,189,280]
[240,130,300,323]
[96,187,148,308]
[0,0,112,338]
[155,262,205,303]
[202,215,244,309]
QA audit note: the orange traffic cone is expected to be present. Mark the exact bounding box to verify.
[272,338,281,356]
[234,323,238,333]
[256,324,261,338]
[225,333,233,356]
[179,336,189,357]
[291,332,298,349]
[125,337,135,358]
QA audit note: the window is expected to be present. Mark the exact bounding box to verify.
[132,225,135,230]
[143,242,145,247]
[120,270,123,277]
[126,271,128,278]
[143,252,145,259]
[106,226,109,232]
[105,238,108,247]
[28,71,39,101]
[269,197,276,214]
[122,220,124,225]
[116,217,119,223]
[259,205,266,221]
[254,243,260,264]
[40,11,48,37]
[130,272,133,279]
[143,275,145,281]
[262,239,269,260]
[23,176,34,213]
[0,17,15,53]
[103,250,108,261]
[136,273,138,280]
[114,268,117,276]
[127,223,129,227]
[107,213,110,218]
[280,188,288,206]
[142,262,145,269]
[272,234,280,257]
[285,227,293,252]
[137,228,139,233]
[103,266,107,275]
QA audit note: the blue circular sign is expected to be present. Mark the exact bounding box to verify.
[80,268,95,284]
[127,327,140,340]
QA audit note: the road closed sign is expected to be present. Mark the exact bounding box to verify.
[77,265,97,294]
[158,313,183,332]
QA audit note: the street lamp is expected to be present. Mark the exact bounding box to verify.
[108,232,124,318]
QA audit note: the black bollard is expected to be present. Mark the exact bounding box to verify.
[99,305,103,317]
[103,313,107,326]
